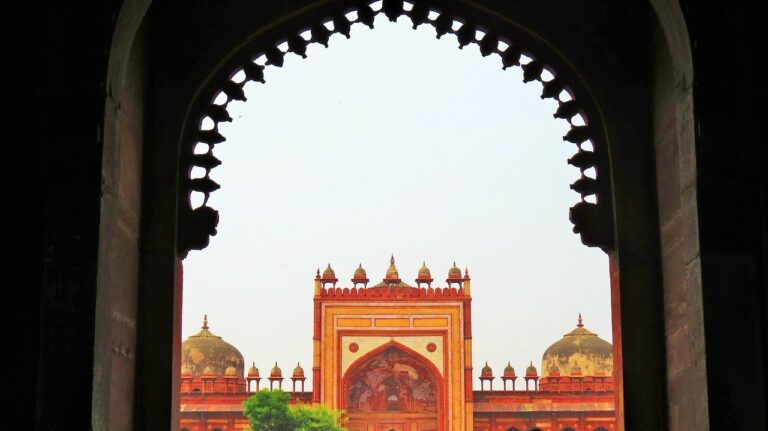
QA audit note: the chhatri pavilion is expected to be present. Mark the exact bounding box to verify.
[180,257,615,431]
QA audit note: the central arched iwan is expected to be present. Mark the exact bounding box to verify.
[342,341,445,431]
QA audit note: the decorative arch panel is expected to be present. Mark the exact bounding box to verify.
[342,341,444,431]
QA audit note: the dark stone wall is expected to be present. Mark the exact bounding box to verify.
[6,1,123,429]
[682,2,768,429]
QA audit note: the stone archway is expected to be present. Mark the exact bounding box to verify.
[94,1,704,430]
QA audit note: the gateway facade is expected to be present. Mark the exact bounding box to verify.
[180,258,615,431]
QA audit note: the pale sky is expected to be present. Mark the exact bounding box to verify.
[182,12,611,388]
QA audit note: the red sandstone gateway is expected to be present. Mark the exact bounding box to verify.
[179,259,615,431]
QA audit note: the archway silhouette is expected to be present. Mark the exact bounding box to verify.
[177,0,614,255]
[96,1,699,429]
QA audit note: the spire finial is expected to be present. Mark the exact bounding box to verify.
[577,312,584,327]
[316,268,320,278]
[202,314,209,330]
[390,254,395,264]
[464,267,470,277]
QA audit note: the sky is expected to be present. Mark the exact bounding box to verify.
[182,11,611,388]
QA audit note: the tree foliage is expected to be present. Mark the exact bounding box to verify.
[243,389,347,431]
[291,403,346,431]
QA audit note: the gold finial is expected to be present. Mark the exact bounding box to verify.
[202,314,209,330]
[386,255,399,278]
[316,268,320,278]
[465,267,470,277]
[577,313,584,328]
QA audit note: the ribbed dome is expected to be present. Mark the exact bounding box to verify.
[481,361,493,377]
[322,264,337,280]
[503,362,516,377]
[352,264,367,280]
[416,262,433,283]
[247,362,260,378]
[270,362,283,378]
[181,315,245,377]
[447,261,462,280]
[525,361,538,377]
[541,314,613,378]
[292,362,305,378]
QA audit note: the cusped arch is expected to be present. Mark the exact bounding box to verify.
[341,340,444,416]
[176,0,615,256]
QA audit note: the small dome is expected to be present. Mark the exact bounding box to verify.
[203,365,218,376]
[351,264,369,284]
[447,261,462,281]
[247,362,260,378]
[292,362,305,379]
[481,361,493,377]
[541,314,613,377]
[181,315,245,377]
[570,362,583,376]
[525,361,538,377]
[270,362,283,378]
[416,262,433,283]
[353,264,367,279]
[322,264,337,281]
[548,363,561,376]
[503,362,516,377]
[224,366,237,377]
[181,364,192,376]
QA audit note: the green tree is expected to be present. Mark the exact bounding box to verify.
[291,403,347,431]
[242,389,295,431]
[243,389,347,431]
